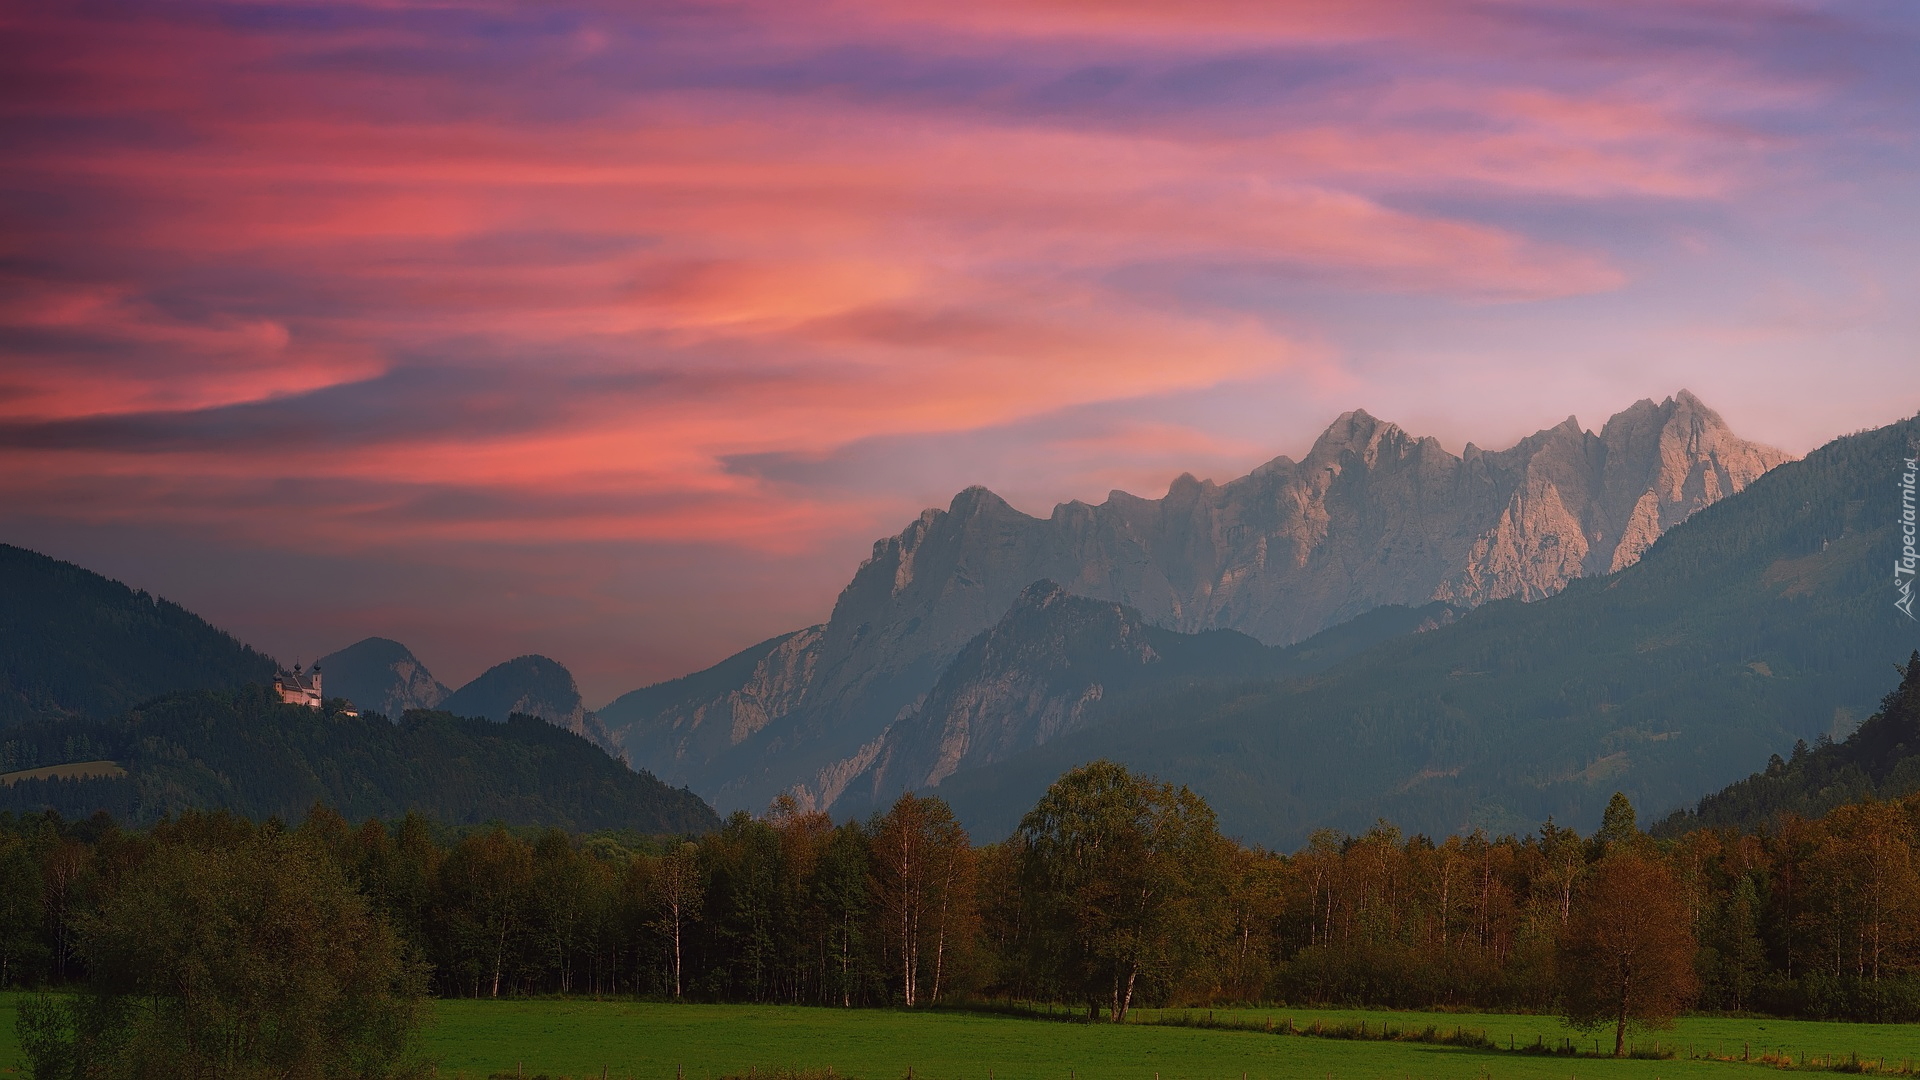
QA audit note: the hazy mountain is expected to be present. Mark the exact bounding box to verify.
[0,543,276,726]
[314,636,449,719]
[0,685,717,834]
[930,412,1920,846]
[837,582,1457,816]
[603,391,1787,813]
[443,654,620,755]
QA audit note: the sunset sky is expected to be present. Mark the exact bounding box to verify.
[4,0,1918,702]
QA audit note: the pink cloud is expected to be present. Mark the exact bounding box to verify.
[0,0,1894,694]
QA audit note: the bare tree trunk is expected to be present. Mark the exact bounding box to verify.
[672,897,683,999]
[1613,963,1632,1057]
[931,864,954,1005]
[840,910,851,1007]
[899,829,916,1007]
[493,922,507,998]
[1113,960,1136,1022]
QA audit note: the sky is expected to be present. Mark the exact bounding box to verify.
[3,0,1919,704]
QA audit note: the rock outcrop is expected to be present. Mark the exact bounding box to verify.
[601,391,1789,813]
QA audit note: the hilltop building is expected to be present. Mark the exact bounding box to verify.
[274,664,361,716]
[274,664,323,707]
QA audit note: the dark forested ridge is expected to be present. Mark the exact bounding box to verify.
[0,685,718,833]
[1659,651,1920,834]
[0,543,275,726]
[934,415,1920,847]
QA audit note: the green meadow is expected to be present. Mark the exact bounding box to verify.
[400,1001,1920,1080]
[6,995,1920,1079]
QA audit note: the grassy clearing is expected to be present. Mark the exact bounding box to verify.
[0,760,123,786]
[4,995,1918,1079]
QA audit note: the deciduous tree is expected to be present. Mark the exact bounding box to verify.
[1559,852,1698,1056]
[22,816,426,1079]
[1015,760,1229,1022]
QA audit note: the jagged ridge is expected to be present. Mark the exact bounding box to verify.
[601,391,1787,814]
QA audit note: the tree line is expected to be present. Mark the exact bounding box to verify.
[5,755,1920,1052]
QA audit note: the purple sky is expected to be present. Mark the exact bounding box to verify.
[3,0,1918,702]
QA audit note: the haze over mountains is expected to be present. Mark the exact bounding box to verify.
[599,391,1790,816]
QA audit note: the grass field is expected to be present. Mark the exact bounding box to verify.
[4,995,1919,1080]
[419,1001,1920,1080]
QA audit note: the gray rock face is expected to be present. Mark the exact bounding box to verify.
[602,391,1788,813]
[597,629,822,789]
[314,637,449,720]
[442,654,621,757]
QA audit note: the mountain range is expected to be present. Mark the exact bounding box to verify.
[597,391,1791,817]
[315,639,621,756]
[15,388,1910,848]
[926,413,1918,845]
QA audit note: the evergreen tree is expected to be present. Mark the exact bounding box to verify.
[1595,793,1640,853]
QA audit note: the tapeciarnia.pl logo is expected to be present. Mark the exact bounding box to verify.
[1899,457,1918,620]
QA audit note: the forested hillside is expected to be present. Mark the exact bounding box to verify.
[934,415,1920,846]
[0,544,275,725]
[1658,651,1920,833]
[0,685,717,833]
[838,586,1457,815]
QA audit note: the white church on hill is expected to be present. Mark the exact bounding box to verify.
[274,664,358,716]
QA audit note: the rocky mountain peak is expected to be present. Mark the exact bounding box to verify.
[601,391,1792,815]
[1306,408,1408,464]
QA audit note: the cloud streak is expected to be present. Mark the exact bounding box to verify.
[2,0,1915,698]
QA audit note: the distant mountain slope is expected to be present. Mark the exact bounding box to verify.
[443,654,620,755]
[604,392,1785,813]
[835,583,1457,815]
[596,629,818,790]
[314,636,449,719]
[0,543,276,726]
[0,686,717,833]
[932,413,1918,847]
[1655,653,1920,835]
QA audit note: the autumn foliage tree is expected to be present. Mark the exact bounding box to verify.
[1559,852,1699,1055]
